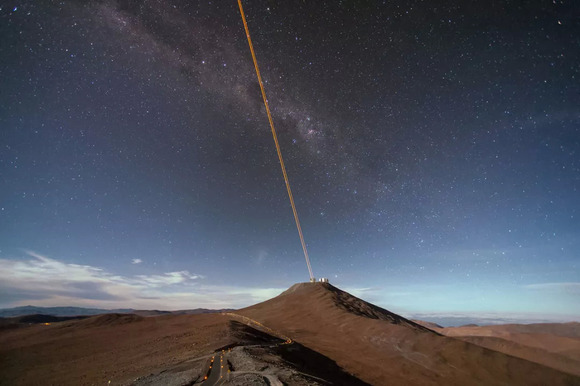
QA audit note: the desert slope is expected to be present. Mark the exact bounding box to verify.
[435,322,580,376]
[0,304,369,385]
[238,282,580,386]
[0,313,235,385]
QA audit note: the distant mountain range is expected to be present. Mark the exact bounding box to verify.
[0,305,234,318]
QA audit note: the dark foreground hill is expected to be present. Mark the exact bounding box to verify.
[0,282,578,385]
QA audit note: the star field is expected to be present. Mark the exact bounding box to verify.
[0,0,579,321]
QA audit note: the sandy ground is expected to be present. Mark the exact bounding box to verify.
[0,313,234,385]
[430,322,580,377]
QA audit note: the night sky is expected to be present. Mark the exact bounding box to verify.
[1,1,579,322]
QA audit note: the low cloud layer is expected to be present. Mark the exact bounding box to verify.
[407,312,580,327]
[0,251,283,310]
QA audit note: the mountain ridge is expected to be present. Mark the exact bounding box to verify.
[280,282,435,332]
[0,305,233,318]
[238,281,580,385]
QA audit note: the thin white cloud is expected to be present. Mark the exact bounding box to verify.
[524,282,580,292]
[0,252,283,310]
[131,258,143,265]
[135,271,202,287]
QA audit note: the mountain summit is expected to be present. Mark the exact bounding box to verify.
[239,282,578,386]
[242,282,431,331]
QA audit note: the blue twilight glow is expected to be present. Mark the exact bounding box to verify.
[0,1,578,322]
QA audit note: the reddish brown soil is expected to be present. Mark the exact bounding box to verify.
[435,322,580,376]
[238,282,580,386]
[0,313,235,385]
